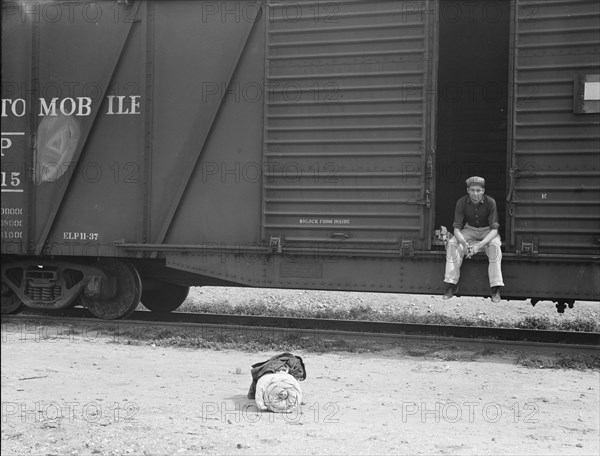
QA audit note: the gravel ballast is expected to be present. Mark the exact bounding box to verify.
[180,287,599,332]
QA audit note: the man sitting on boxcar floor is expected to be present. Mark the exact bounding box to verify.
[443,176,504,303]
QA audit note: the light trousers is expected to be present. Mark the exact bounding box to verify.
[444,225,504,288]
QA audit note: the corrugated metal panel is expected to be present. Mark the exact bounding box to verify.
[510,0,600,253]
[262,0,434,250]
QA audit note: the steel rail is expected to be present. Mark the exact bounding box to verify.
[3,309,599,348]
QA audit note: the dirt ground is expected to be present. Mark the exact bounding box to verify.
[1,324,599,456]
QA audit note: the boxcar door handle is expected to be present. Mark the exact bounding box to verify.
[331,232,352,239]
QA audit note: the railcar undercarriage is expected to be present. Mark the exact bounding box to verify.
[1,254,597,319]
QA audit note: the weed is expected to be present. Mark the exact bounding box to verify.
[557,318,600,333]
[516,316,552,330]
[517,354,600,370]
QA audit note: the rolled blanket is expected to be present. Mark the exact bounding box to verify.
[255,372,302,413]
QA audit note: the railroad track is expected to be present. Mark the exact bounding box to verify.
[2,308,599,351]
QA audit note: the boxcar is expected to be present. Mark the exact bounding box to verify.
[2,0,599,319]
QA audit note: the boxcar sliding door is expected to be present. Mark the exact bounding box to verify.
[507,0,600,255]
[262,0,438,253]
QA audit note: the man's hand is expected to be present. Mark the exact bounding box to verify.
[465,242,482,259]
[471,242,483,255]
[464,243,474,259]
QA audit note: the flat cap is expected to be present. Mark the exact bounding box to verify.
[466,176,485,187]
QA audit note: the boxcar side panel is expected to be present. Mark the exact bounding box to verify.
[41,3,145,257]
[148,1,264,245]
[165,2,266,245]
[509,0,600,254]
[1,5,31,255]
[0,2,143,257]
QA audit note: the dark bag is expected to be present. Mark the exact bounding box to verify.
[247,352,306,399]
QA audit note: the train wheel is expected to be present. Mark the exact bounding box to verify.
[141,281,189,313]
[1,282,23,315]
[81,261,141,320]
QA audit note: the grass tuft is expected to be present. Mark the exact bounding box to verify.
[517,354,600,370]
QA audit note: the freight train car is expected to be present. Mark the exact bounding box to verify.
[2,0,599,319]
